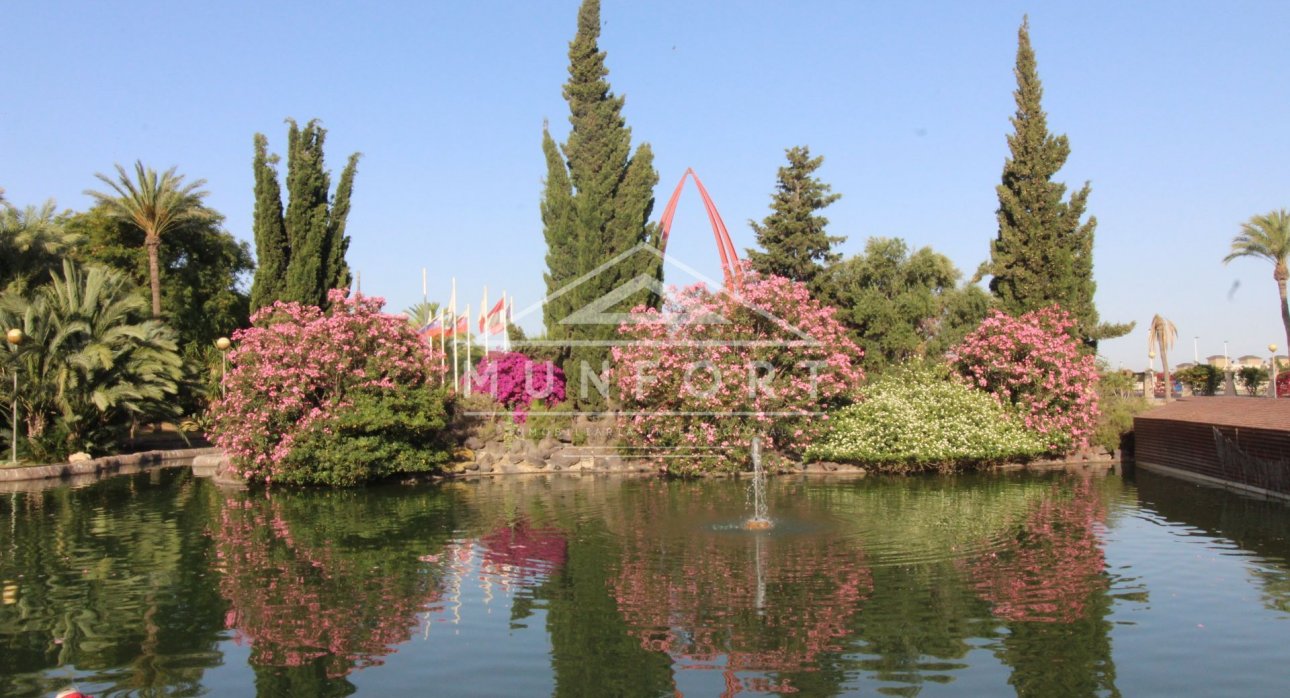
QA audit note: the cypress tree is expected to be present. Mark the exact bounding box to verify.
[250,119,360,311]
[985,18,1127,345]
[541,125,577,339]
[249,134,288,312]
[541,0,659,408]
[746,146,844,296]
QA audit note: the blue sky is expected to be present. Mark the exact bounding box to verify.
[3,0,1288,370]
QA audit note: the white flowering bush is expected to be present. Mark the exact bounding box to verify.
[805,363,1049,472]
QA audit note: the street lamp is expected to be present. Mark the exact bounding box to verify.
[6,328,23,465]
[215,337,231,397]
[1271,343,1279,400]
[1194,336,1199,364]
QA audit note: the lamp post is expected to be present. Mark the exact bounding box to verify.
[1194,336,1199,364]
[6,328,23,465]
[1271,343,1279,400]
[215,337,231,397]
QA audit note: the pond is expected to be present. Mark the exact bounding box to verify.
[3,467,1290,696]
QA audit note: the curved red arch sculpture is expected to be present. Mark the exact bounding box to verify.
[657,168,743,287]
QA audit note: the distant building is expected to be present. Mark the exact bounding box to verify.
[1174,362,1196,371]
[1237,355,1264,369]
[1206,355,1230,369]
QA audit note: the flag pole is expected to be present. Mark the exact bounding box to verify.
[437,307,446,386]
[450,278,458,394]
[504,292,512,352]
[421,267,428,303]
[481,285,490,358]
[464,304,472,396]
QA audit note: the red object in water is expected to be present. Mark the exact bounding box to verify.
[657,168,743,287]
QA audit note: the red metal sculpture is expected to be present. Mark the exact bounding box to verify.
[657,168,743,287]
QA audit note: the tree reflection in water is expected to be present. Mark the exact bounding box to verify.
[609,485,873,696]
[212,488,456,684]
[969,476,1109,623]
[968,476,1120,697]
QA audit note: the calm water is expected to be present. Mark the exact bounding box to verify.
[3,467,1290,697]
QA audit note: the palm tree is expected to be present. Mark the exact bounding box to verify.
[86,162,213,318]
[0,201,82,292]
[1225,209,1290,353]
[402,300,441,329]
[0,260,183,459]
[1148,314,1177,402]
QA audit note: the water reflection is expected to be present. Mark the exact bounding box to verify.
[3,469,1290,696]
[0,470,226,698]
[610,482,872,695]
[214,493,445,682]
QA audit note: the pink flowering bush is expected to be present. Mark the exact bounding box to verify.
[210,289,451,487]
[952,306,1099,452]
[612,272,864,475]
[469,351,566,423]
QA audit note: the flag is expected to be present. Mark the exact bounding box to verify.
[479,296,506,333]
[418,317,443,339]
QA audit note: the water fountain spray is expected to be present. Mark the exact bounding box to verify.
[745,436,773,530]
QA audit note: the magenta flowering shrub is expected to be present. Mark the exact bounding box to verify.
[952,306,1099,452]
[612,272,864,475]
[210,289,450,486]
[469,351,566,422]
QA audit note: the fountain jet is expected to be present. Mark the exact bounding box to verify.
[745,436,773,530]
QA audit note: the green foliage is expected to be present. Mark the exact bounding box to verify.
[1238,365,1270,396]
[824,237,989,372]
[402,300,441,328]
[283,384,452,487]
[983,19,1124,347]
[524,401,576,442]
[85,161,214,319]
[1224,209,1290,353]
[806,363,1049,472]
[250,133,289,311]
[66,203,252,352]
[0,201,82,293]
[1091,367,1148,453]
[0,261,184,461]
[541,0,660,408]
[250,120,360,311]
[1175,364,1222,396]
[746,146,844,295]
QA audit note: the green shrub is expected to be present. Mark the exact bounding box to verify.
[283,384,452,487]
[1175,364,1221,396]
[0,261,183,462]
[524,401,575,442]
[1238,366,1269,396]
[806,363,1049,472]
[1091,366,1149,453]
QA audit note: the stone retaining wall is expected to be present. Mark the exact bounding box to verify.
[0,446,219,485]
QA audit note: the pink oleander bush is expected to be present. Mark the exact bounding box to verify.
[612,272,864,475]
[210,289,451,487]
[469,351,566,423]
[952,306,1100,453]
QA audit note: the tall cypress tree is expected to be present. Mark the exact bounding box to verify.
[541,0,659,408]
[250,119,359,312]
[249,135,288,312]
[746,146,844,296]
[541,125,577,338]
[985,18,1127,345]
